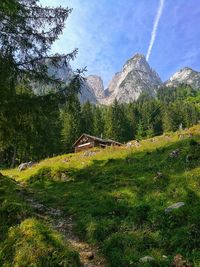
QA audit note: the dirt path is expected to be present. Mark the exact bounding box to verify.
[17,183,107,267]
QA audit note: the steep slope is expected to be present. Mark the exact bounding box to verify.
[2,125,200,267]
[79,75,105,104]
[101,54,162,104]
[165,67,200,90]
[86,75,105,99]
[32,60,98,104]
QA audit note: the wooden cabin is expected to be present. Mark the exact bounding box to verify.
[73,134,121,153]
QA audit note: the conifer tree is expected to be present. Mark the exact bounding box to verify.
[93,106,105,137]
[105,99,129,142]
[81,101,94,135]
[61,94,82,152]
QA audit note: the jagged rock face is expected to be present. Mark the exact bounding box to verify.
[33,54,200,105]
[33,60,98,104]
[79,81,97,104]
[165,67,200,90]
[101,54,162,104]
[48,60,73,83]
[49,62,99,104]
[86,75,105,99]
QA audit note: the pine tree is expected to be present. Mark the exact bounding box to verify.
[93,106,105,137]
[81,101,94,135]
[105,99,129,142]
[61,94,82,152]
[0,0,77,165]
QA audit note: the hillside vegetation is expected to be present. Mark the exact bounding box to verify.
[1,125,200,266]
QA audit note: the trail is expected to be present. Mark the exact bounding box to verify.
[17,183,107,267]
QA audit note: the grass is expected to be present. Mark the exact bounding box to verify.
[1,124,200,266]
[0,175,80,266]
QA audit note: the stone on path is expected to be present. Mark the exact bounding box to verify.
[139,256,155,263]
[165,202,185,213]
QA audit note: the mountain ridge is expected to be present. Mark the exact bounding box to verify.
[45,53,200,104]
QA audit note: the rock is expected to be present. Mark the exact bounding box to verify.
[19,163,28,171]
[101,54,162,105]
[165,202,185,213]
[135,140,141,148]
[60,173,70,181]
[47,208,62,217]
[165,67,200,91]
[125,157,133,164]
[83,151,96,157]
[140,256,155,263]
[62,158,70,163]
[86,75,105,99]
[81,251,94,261]
[178,134,184,140]
[171,254,192,267]
[170,149,180,158]
[153,171,163,180]
[126,142,133,148]
[18,161,34,171]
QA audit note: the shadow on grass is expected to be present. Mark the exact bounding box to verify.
[23,137,200,266]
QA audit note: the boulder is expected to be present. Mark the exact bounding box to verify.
[83,151,96,157]
[18,161,34,171]
[171,254,191,267]
[81,251,94,261]
[165,202,185,213]
[126,142,133,148]
[170,149,180,158]
[139,256,155,263]
[153,171,163,180]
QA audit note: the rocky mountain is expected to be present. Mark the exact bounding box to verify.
[165,67,200,90]
[86,75,105,99]
[40,54,200,105]
[101,54,162,104]
[32,60,100,104]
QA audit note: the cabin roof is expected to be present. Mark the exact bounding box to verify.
[73,133,121,147]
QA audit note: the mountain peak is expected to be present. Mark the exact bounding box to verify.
[101,53,162,104]
[180,67,193,72]
[165,66,200,89]
[123,53,150,73]
[132,53,146,60]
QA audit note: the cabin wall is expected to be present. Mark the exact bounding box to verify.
[74,135,122,152]
[74,136,95,152]
[75,143,94,152]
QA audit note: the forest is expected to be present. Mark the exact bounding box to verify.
[1,81,200,168]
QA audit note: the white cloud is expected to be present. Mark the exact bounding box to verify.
[146,0,165,61]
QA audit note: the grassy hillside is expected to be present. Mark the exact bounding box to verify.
[1,125,200,266]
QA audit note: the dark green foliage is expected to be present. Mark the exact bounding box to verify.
[61,93,82,152]
[0,0,77,166]
[104,99,130,142]
[81,101,94,134]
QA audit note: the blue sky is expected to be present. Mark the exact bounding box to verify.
[40,0,200,87]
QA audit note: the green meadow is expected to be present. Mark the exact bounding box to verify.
[1,125,200,266]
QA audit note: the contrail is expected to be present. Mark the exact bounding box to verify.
[146,0,165,61]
